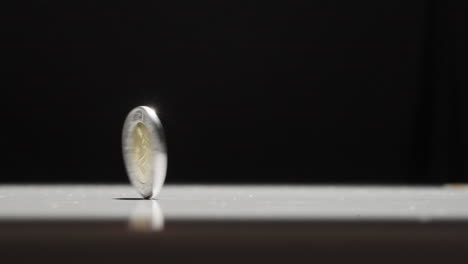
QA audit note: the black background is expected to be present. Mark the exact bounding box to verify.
[2,0,467,183]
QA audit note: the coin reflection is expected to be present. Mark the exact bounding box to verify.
[129,200,164,231]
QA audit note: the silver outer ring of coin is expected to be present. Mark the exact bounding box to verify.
[122,106,167,199]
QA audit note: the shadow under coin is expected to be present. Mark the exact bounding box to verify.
[113,198,148,201]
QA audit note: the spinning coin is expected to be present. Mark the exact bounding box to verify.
[122,106,167,199]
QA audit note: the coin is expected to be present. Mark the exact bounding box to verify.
[122,106,167,199]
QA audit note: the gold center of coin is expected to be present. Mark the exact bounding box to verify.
[132,123,153,183]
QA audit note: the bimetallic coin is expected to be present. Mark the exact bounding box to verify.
[122,106,167,199]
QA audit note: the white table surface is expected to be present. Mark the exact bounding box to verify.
[3,184,468,264]
[1,184,468,222]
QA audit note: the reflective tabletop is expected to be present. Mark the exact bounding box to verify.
[1,184,468,263]
[2,184,468,222]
